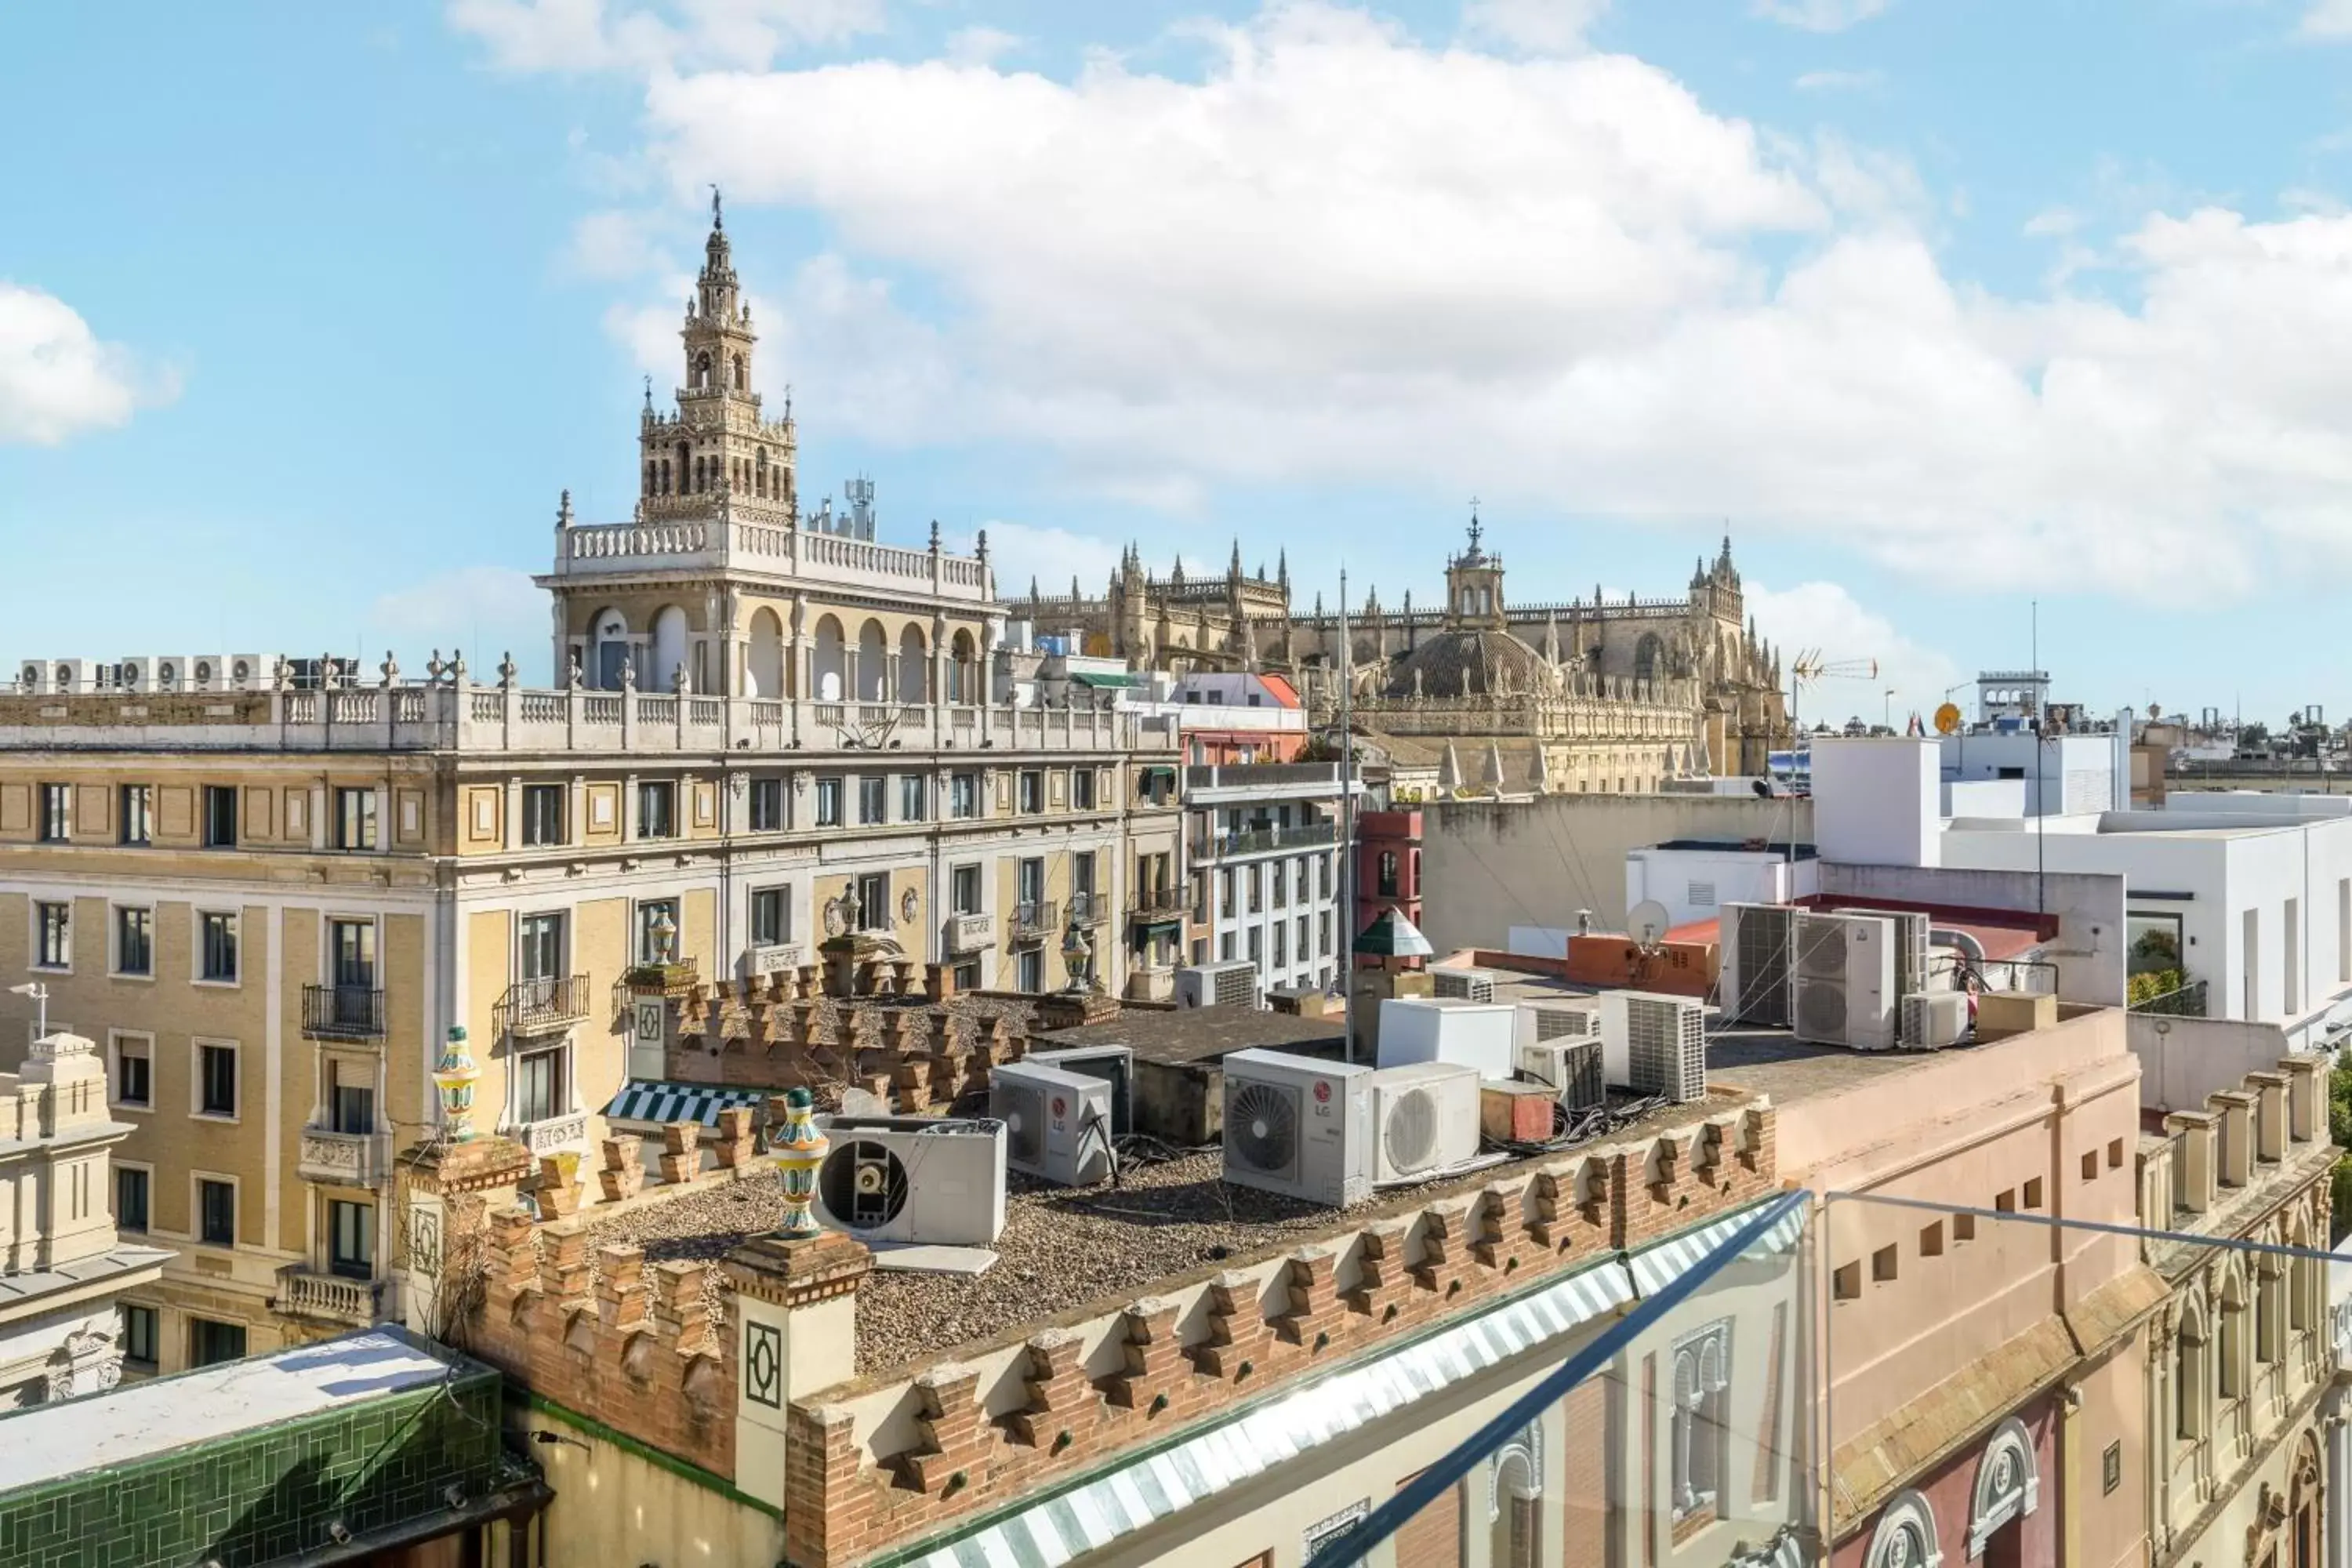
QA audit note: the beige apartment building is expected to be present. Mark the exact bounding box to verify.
[0,205,1182,1374]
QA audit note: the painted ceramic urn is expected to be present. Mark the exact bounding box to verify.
[771,1087,829,1240]
[432,1025,480,1142]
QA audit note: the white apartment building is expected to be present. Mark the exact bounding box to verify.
[1184,761,1358,996]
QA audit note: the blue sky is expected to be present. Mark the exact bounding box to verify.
[7,0,2352,728]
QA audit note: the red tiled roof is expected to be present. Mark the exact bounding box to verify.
[1257,673,1301,708]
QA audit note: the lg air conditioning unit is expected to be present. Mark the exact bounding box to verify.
[1028,1045,1135,1138]
[1220,1049,1374,1207]
[1792,913,1898,1051]
[152,659,181,692]
[1430,967,1497,1004]
[1718,902,1797,1028]
[49,660,86,695]
[114,657,150,693]
[992,1062,1114,1186]
[16,662,43,694]
[189,655,230,691]
[1370,1062,1482,1183]
[1900,992,1971,1051]
[228,655,267,691]
[814,1116,1007,1244]
[1623,992,1707,1104]
[1519,1037,1606,1112]
[1177,960,1261,1011]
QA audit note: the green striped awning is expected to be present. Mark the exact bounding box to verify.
[1072,671,1145,689]
[601,1080,771,1129]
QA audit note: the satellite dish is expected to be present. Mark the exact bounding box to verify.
[1629,899,1671,952]
[1933,702,1962,736]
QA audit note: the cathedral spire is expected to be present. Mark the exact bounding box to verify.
[1229,539,1243,580]
[1277,548,1290,590]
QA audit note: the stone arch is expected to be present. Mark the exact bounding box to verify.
[731,353,746,392]
[897,623,929,705]
[2175,1294,2208,1439]
[949,629,979,704]
[756,445,770,499]
[650,604,691,691]
[1487,1416,1541,1566]
[747,607,786,699]
[590,606,632,691]
[1965,1417,2039,1559]
[1636,632,1664,684]
[856,618,889,702]
[812,614,847,702]
[1867,1490,1942,1568]
[695,351,713,390]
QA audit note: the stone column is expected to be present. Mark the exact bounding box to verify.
[722,1231,873,1510]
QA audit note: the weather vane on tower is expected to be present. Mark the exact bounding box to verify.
[710,184,722,228]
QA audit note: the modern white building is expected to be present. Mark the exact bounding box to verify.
[0,1030,169,1405]
[1184,760,1363,996]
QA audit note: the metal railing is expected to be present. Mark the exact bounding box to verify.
[2129,979,2209,1018]
[1192,820,1341,859]
[1011,900,1058,941]
[1184,761,1344,792]
[1129,887,1186,921]
[495,975,591,1038]
[301,984,385,1041]
[1068,892,1110,926]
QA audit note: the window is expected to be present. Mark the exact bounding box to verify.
[199,912,239,982]
[328,920,376,1030]
[202,785,238,848]
[34,901,69,969]
[333,787,376,851]
[114,906,152,976]
[2176,1316,2205,1437]
[950,772,978,818]
[1319,912,1332,956]
[2022,1177,2044,1210]
[38,782,68,842]
[1220,869,1236,918]
[1272,921,1287,968]
[517,912,564,986]
[1670,1322,1732,1523]
[188,1317,246,1367]
[1072,850,1097,917]
[1319,854,1333,899]
[1017,857,1045,914]
[1247,926,1263,964]
[901,774,927,822]
[515,1045,568,1124]
[637,780,677,839]
[197,1178,237,1246]
[1219,931,1236,961]
[815,778,843,826]
[122,1305,158,1369]
[858,775,887,826]
[1377,851,1400,898]
[952,959,982,991]
[635,899,681,965]
[952,865,982,916]
[2258,1272,2280,1365]
[749,777,783,831]
[328,1200,375,1281]
[1247,865,1263,914]
[522,783,565,846]
[1073,768,1096,810]
[115,1167,149,1231]
[330,1058,374,1135]
[857,873,890,932]
[750,887,789,946]
[2220,1290,2245,1399]
[118,785,151,846]
[1871,1244,1898,1283]
[198,1044,238,1118]
[114,1035,151,1108]
[1016,949,1044,992]
[1019,770,1044,813]
[1295,914,1308,962]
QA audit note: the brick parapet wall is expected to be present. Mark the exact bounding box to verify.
[783,1094,1780,1567]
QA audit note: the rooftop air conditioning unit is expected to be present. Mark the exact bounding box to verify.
[1900,992,1971,1051]
[1177,960,1261,1011]
[1517,1003,1602,1045]
[16,662,44,694]
[228,655,267,691]
[814,1116,1007,1245]
[1518,1037,1606,1113]
[114,657,150,693]
[152,659,182,692]
[1377,996,1515,1080]
[1028,1045,1135,1138]
[49,659,87,695]
[188,655,230,691]
[1792,913,1898,1051]
[1718,902,1798,1028]
[1623,992,1707,1104]
[1430,967,1497,1004]
[1370,1062,1482,1183]
[1220,1049,1374,1207]
[992,1062,1114,1186]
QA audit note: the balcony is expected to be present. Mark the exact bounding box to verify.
[495,975,591,1039]
[2129,978,2209,1018]
[273,1266,382,1330]
[945,912,995,953]
[1011,900,1058,944]
[302,984,385,1042]
[746,942,804,976]
[297,1127,390,1187]
[1068,892,1110,927]
[1183,761,1347,797]
[1191,821,1341,861]
[1129,887,1187,925]
[517,1111,589,1157]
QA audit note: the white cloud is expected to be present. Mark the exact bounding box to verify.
[2301,0,2352,38]
[448,0,884,74]
[1746,579,1958,731]
[0,284,169,447]
[369,566,551,678]
[945,25,1021,66]
[1751,0,1889,31]
[567,209,674,279]
[949,521,1121,599]
[1792,67,1882,92]
[503,0,2352,605]
[1462,0,1610,54]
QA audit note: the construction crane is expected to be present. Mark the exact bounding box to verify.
[1789,649,1880,740]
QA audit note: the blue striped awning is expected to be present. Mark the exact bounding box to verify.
[898,1192,1806,1568]
[601,1080,771,1129]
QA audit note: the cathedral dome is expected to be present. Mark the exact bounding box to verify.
[1383,627,1553,701]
